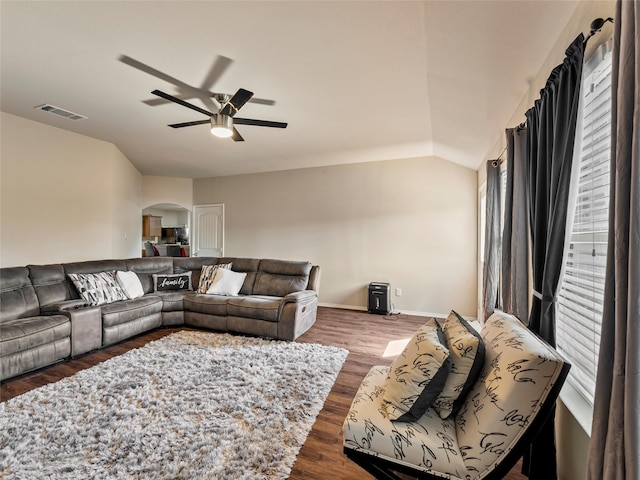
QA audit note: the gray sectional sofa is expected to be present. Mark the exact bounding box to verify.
[0,256,320,382]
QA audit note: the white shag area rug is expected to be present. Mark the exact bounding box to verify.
[0,331,349,479]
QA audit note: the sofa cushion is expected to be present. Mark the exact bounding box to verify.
[196,263,232,293]
[0,315,70,356]
[100,296,163,327]
[67,272,127,306]
[218,257,261,295]
[64,260,127,302]
[64,260,127,276]
[253,260,312,297]
[226,296,283,322]
[0,267,40,323]
[124,258,174,294]
[115,271,144,299]
[206,268,246,296]
[28,264,73,307]
[152,272,192,292]
[183,293,228,316]
[173,257,224,289]
[154,291,189,312]
[343,365,467,477]
[383,318,452,422]
[433,310,485,419]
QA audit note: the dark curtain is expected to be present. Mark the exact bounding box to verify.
[482,160,502,320]
[522,34,585,480]
[587,2,640,478]
[502,127,529,324]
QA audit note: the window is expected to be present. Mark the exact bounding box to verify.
[556,39,612,405]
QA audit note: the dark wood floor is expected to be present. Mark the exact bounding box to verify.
[1,307,526,479]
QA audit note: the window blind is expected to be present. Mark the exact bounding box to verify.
[556,41,612,405]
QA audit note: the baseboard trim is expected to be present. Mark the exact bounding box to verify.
[317,303,476,321]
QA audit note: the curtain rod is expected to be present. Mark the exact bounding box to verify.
[498,18,612,167]
[584,17,614,45]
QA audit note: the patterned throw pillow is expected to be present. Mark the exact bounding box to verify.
[196,263,232,293]
[433,310,485,419]
[383,318,451,422]
[67,271,127,306]
[152,272,192,292]
[205,268,247,296]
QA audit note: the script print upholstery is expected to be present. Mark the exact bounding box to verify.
[433,311,485,419]
[383,318,451,422]
[455,310,566,478]
[343,366,468,479]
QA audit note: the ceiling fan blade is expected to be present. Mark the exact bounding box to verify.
[151,90,214,117]
[220,88,254,117]
[200,55,233,91]
[231,128,245,142]
[248,97,276,106]
[168,120,211,128]
[234,118,288,128]
[119,55,190,89]
[143,97,174,106]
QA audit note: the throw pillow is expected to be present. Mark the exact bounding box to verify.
[115,270,144,299]
[67,271,127,306]
[206,268,247,296]
[433,310,486,419]
[383,318,452,422]
[196,263,233,294]
[152,272,192,292]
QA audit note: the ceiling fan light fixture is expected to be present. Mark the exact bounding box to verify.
[210,114,233,138]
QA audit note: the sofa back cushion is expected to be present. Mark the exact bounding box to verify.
[253,259,312,297]
[174,257,220,287]
[63,260,127,299]
[0,267,40,323]
[124,258,174,294]
[174,257,260,295]
[218,257,260,295]
[28,264,73,307]
[455,310,568,478]
[67,271,127,306]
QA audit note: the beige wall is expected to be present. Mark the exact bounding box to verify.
[141,176,193,210]
[477,2,616,478]
[0,112,142,267]
[194,156,478,317]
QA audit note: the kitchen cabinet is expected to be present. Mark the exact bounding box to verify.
[142,215,162,237]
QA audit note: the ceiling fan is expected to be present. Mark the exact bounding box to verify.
[151,88,287,142]
[119,54,276,110]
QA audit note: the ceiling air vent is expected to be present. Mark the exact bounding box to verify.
[34,104,87,121]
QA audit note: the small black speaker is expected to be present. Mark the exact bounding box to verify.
[368,282,391,315]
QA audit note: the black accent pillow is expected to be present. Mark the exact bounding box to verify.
[152,272,192,292]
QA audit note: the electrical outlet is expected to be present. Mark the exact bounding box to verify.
[395,288,402,297]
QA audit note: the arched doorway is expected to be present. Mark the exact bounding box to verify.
[142,203,191,257]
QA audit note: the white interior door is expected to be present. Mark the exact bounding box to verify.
[192,204,224,257]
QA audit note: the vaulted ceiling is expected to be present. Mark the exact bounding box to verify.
[1,1,579,178]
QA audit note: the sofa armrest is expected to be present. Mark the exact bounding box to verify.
[282,290,317,304]
[278,290,319,341]
[67,306,102,356]
[40,299,91,314]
